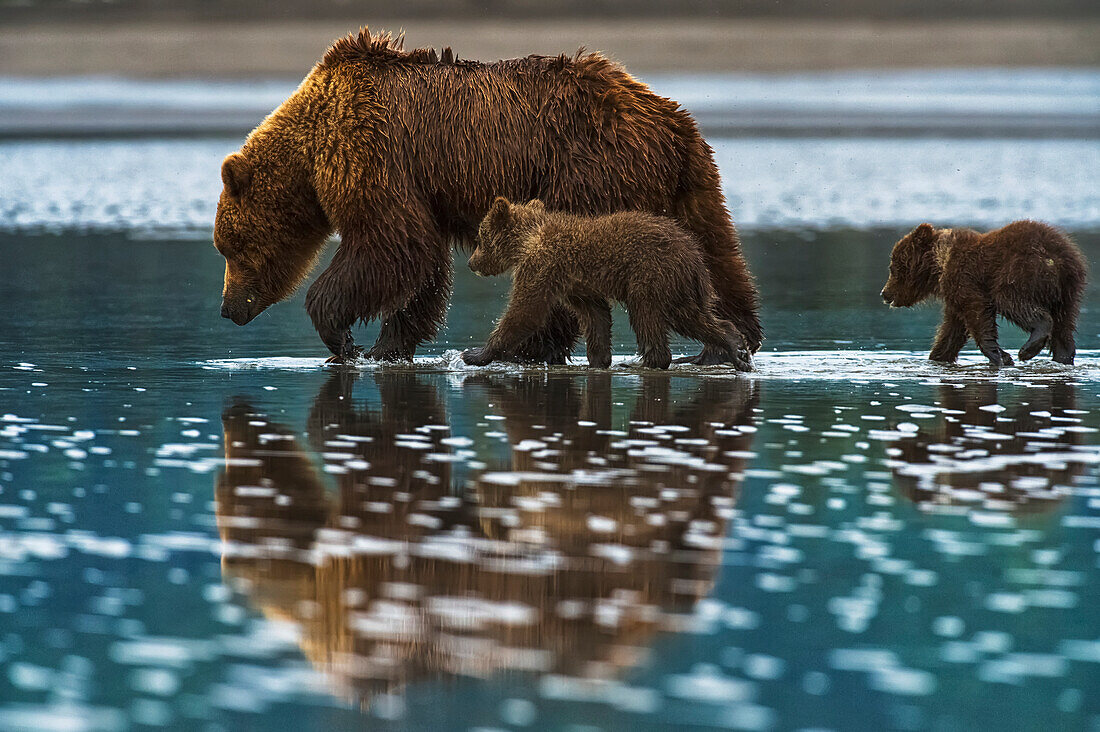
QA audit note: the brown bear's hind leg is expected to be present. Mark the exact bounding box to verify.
[672,308,753,372]
[567,295,613,369]
[1018,312,1053,362]
[703,254,762,357]
[929,310,968,363]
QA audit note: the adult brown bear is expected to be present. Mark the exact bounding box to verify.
[214,28,761,364]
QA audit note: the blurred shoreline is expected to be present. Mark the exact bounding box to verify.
[2,69,1098,140]
[1,18,1098,77]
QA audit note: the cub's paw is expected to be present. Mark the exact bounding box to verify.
[1018,339,1048,362]
[461,347,495,367]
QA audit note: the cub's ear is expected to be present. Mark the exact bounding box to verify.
[528,199,546,212]
[221,153,253,199]
[488,196,511,223]
[913,223,936,242]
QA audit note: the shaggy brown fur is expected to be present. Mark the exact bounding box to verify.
[213,27,761,364]
[881,220,1087,367]
[462,198,751,370]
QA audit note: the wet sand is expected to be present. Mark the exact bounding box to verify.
[1,18,1098,77]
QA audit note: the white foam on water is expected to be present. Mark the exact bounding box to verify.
[198,349,1100,383]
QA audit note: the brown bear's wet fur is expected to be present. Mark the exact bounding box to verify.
[881,220,1087,367]
[213,28,761,364]
[461,198,750,370]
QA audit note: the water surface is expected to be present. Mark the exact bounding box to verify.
[1,71,1099,731]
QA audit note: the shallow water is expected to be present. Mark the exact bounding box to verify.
[2,71,1100,731]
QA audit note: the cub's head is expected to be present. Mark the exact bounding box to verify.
[468,197,548,277]
[213,151,330,325]
[881,223,942,308]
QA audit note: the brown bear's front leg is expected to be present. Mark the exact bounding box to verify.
[305,251,365,363]
[929,309,969,363]
[305,288,359,363]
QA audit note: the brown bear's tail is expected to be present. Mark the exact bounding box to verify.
[673,133,763,352]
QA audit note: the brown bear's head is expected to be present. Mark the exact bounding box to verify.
[468,197,548,277]
[881,223,942,308]
[214,150,331,326]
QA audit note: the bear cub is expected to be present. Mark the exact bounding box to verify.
[881,220,1087,367]
[462,198,751,371]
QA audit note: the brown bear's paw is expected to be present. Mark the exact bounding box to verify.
[675,345,754,372]
[640,349,673,370]
[364,344,415,363]
[462,347,495,367]
[998,348,1014,367]
[324,344,363,366]
[586,352,613,369]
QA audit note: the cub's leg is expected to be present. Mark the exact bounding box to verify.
[928,309,969,363]
[1017,312,1053,362]
[493,305,578,365]
[628,308,672,370]
[566,295,613,369]
[1051,307,1079,365]
[962,300,1013,368]
[462,278,556,367]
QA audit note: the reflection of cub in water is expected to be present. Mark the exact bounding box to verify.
[886,381,1088,513]
[216,372,758,705]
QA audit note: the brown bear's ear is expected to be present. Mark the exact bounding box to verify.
[528,199,546,212]
[221,153,253,199]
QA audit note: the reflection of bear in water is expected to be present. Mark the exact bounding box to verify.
[216,372,758,707]
[885,381,1086,514]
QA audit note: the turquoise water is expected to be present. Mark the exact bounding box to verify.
[1,72,1100,731]
[0,227,1097,731]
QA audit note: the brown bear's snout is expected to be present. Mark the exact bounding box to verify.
[881,286,893,305]
[220,295,261,326]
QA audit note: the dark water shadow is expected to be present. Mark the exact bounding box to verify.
[215,370,758,710]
